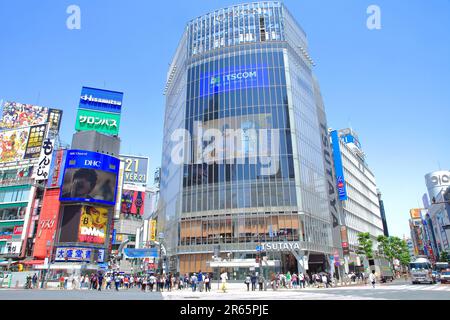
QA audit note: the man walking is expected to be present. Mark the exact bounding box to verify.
[197,270,204,292]
[191,273,198,292]
[369,270,376,288]
[258,274,265,291]
[251,273,257,291]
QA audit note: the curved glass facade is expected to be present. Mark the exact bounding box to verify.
[160,1,337,276]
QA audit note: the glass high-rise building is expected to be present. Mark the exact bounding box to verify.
[159,1,341,277]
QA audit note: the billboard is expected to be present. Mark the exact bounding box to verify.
[199,65,270,97]
[120,155,149,186]
[78,206,110,244]
[60,150,119,206]
[32,138,55,181]
[24,124,48,159]
[149,220,157,241]
[79,87,123,114]
[47,109,63,133]
[121,190,145,216]
[330,130,348,201]
[55,247,105,263]
[75,108,121,136]
[0,127,29,163]
[47,149,67,188]
[0,101,62,133]
[0,101,48,129]
[340,226,350,256]
[410,209,422,220]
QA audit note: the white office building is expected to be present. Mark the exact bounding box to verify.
[333,128,385,253]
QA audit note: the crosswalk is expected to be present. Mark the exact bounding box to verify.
[382,284,450,291]
[325,284,450,291]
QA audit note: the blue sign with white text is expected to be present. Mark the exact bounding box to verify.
[331,130,348,201]
[199,65,269,97]
[79,87,123,114]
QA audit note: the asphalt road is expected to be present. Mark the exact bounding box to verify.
[1,281,449,300]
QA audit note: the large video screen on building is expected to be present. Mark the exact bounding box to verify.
[60,150,119,206]
[58,204,110,245]
[78,205,109,244]
[199,65,269,97]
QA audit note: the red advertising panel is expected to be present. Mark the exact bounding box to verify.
[33,188,61,259]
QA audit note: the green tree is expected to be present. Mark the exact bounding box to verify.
[376,235,411,267]
[439,251,449,262]
[376,235,392,259]
[357,232,373,259]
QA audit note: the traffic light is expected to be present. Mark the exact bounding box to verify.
[18,264,23,272]
[255,255,260,264]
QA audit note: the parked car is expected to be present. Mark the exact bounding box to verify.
[439,270,450,284]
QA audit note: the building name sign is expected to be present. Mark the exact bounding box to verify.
[262,242,301,251]
[428,173,450,187]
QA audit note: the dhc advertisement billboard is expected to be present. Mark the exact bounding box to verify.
[60,150,120,206]
[330,130,348,201]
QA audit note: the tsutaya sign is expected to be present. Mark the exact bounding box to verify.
[262,242,301,251]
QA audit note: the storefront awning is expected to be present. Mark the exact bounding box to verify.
[123,248,158,259]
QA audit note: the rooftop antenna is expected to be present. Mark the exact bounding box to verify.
[37,92,41,105]
[438,161,442,170]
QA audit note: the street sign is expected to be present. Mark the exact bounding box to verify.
[256,245,262,252]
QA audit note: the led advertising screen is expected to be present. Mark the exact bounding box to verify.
[78,205,110,244]
[75,108,121,136]
[0,127,29,163]
[79,87,123,114]
[60,150,119,206]
[121,189,145,216]
[199,65,269,97]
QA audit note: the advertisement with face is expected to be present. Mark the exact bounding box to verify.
[78,206,109,244]
[0,127,29,163]
[60,150,119,206]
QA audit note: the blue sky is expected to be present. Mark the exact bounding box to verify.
[1,0,449,239]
